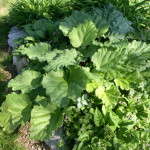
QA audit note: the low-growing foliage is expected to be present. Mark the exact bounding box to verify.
[0,2,150,150]
[0,128,24,150]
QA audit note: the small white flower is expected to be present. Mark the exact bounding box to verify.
[77,97,81,103]
[77,103,82,109]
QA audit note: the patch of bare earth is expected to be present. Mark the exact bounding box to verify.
[16,122,51,150]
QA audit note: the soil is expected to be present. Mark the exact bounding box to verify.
[16,122,51,150]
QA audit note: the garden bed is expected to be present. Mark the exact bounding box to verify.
[0,0,150,150]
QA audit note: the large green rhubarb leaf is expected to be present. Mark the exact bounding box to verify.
[60,10,109,48]
[126,40,150,55]
[67,66,90,101]
[0,111,13,132]
[95,85,120,108]
[21,43,52,62]
[69,20,97,48]
[30,101,63,140]
[91,13,109,37]
[42,66,89,108]
[42,71,69,108]
[7,93,32,124]
[8,70,41,94]
[91,48,127,71]
[44,49,81,71]
[59,10,89,36]
[122,41,150,71]
[0,102,17,132]
[0,93,32,132]
[60,10,109,37]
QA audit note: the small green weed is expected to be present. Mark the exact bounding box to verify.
[0,128,24,150]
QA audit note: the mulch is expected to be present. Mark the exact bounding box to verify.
[16,122,51,150]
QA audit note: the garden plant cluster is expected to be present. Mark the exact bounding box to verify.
[0,0,150,149]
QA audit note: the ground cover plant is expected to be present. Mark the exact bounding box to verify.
[0,0,150,150]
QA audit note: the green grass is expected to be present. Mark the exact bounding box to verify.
[0,128,25,150]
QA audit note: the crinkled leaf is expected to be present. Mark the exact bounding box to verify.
[23,19,55,39]
[69,20,97,48]
[0,93,32,132]
[6,93,32,124]
[35,30,45,38]
[124,41,150,70]
[124,54,146,71]
[8,70,41,94]
[21,43,52,62]
[94,3,134,38]
[44,49,81,71]
[126,40,150,55]
[86,80,103,93]
[60,10,109,37]
[30,101,63,140]
[0,112,14,132]
[115,78,130,90]
[91,48,127,71]
[104,67,126,80]
[114,71,143,90]
[95,85,120,108]
[0,101,18,132]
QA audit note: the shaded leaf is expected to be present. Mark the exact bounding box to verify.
[8,70,41,94]
[94,108,104,127]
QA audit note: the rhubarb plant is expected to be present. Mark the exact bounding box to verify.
[0,5,149,150]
